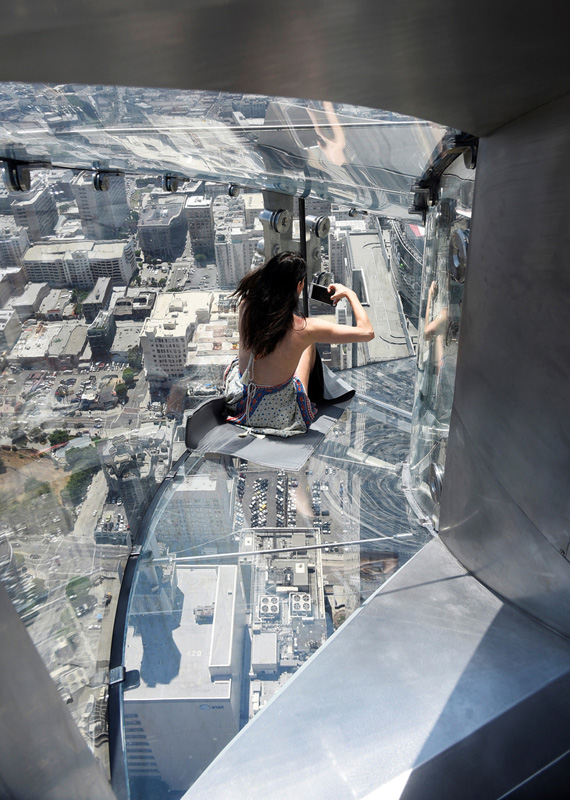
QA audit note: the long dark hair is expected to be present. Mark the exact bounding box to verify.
[231,251,307,358]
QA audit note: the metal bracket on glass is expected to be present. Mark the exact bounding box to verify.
[92,170,110,191]
[1,155,51,192]
[305,215,330,281]
[408,132,479,222]
[259,190,297,260]
[162,174,180,193]
[109,666,140,690]
[306,215,330,239]
[449,228,469,283]
[109,666,126,686]
[91,161,125,191]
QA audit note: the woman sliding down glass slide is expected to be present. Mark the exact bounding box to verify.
[224,251,375,436]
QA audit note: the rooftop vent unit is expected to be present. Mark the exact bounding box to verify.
[259,595,280,618]
[290,593,312,617]
[194,605,214,624]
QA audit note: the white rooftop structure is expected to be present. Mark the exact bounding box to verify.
[141,291,214,382]
[124,564,242,701]
[25,239,128,261]
[143,291,213,338]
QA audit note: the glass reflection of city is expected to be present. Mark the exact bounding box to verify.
[0,82,470,798]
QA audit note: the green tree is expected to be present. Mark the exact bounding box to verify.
[64,469,93,505]
[115,382,127,399]
[49,429,70,446]
[122,368,135,387]
[71,288,89,317]
[127,344,142,369]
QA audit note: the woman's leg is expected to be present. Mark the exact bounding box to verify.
[296,343,316,393]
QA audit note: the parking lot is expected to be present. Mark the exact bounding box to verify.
[240,470,300,530]
[0,361,147,445]
[138,260,219,292]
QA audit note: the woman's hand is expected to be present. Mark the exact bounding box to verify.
[328,283,352,305]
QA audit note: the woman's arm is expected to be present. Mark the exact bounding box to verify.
[424,281,448,339]
[304,283,374,344]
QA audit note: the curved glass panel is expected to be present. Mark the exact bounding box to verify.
[0,84,447,216]
[122,360,431,798]
[0,80,447,788]
[407,156,475,525]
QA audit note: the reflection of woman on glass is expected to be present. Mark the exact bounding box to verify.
[224,252,374,437]
[306,100,348,167]
[424,280,449,375]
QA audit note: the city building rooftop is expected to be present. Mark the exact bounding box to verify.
[9,320,59,360]
[9,282,48,305]
[24,239,130,261]
[142,291,213,339]
[111,321,143,354]
[84,278,112,305]
[124,564,238,701]
[140,195,185,226]
[185,196,211,208]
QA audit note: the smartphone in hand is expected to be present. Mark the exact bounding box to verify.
[309,282,333,305]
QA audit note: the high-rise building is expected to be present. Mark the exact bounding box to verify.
[11,185,58,242]
[212,196,258,287]
[82,277,113,323]
[70,173,130,240]
[23,239,136,288]
[140,292,213,387]
[234,95,269,117]
[0,267,25,307]
[0,223,29,267]
[138,194,187,262]
[89,239,136,285]
[123,564,245,792]
[204,182,229,199]
[242,193,264,228]
[214,227,257,288]
[185,196,214,256]
[328,227,349,285]
[9,282,50,322]
[0,308,22,351]
[185,298,239,386]
[305,197,332,218]
[87,310,116,356]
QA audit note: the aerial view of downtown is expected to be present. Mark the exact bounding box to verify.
[0,82,454,797]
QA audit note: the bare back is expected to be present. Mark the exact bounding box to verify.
[238,309,310,386]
